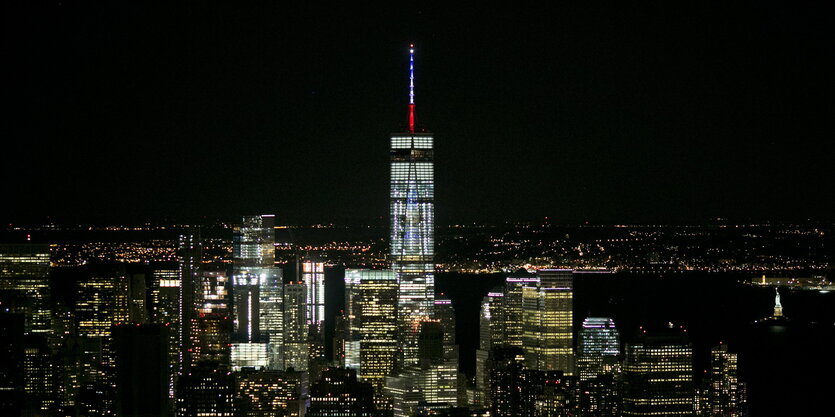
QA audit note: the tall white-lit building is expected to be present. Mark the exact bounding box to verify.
[232,215,276,343]
[391,44,435,368]
[259,269,284,370]
[283,282,308,372]
[301,260,325,330]
[577,317,621,416]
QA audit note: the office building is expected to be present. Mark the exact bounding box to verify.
[487,346,530,417]
[577,317,621,417]
[434,296,457,360]
[391,44,436,368]
[344,269,399,390]
[259,267,284,370]
[179,228,202,371]
[176,362,235,417]
[301,260,326,330]
[504,275,540,347]
[113,323,170,417]
[308,367,375,417]
[193,311,231,367]
[231,342,270,371]
[385,320,459,417]
[0,244,52,336]
[151,268,181,398]
[233,216,284,374]
[283,282,308,372]
[475,289,505,405]
[623,325,695,416]
[522,270,574,375]
[0,313,25,413]
[709,344,746,417]
[235,368,307,417]
[128,272,149,324]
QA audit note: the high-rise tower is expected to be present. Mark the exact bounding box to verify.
[391,43,435,368]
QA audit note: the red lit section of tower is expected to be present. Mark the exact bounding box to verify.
[409,43,415,133]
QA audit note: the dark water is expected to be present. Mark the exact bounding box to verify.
[432,271,835,417]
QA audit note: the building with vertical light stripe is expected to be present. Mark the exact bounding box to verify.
[301,260,325,330]
[232,215,276,343]
[391,43,435,368]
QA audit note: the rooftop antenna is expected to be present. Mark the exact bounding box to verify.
[409,43,416,133]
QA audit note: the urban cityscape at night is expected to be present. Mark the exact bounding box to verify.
[4,2,833,417]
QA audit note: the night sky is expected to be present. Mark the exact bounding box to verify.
[5,2,833,225]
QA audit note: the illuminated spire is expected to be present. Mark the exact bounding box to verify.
[408,43,415,133]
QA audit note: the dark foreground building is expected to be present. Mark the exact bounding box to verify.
[114,323,170,417]
[307,367,375,417]
[623,326,695,416]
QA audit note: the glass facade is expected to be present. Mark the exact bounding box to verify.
[282,283,308,372]
[151,268,181,398]
[390,133,435,367]
[233,215,277,343]
[578,317,621,416]
[231,342,269,371]
[301,261,325,329]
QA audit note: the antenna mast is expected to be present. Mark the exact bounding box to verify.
[409,43,416,133]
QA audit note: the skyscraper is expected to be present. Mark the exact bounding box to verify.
[308,367,375,417]
[504,275,540,347]
[128,272,149,324]
[475,289,505,406]
[232,215,284,374]
[150,269,180,325]
[113,323,170,417]
[179,228,202,372]
[176,362,235,417]
[623,325,695,416]
[577,317,621,417]
[74,266,130,416]
[522,269,574,375]
[391,44,435,368]
[0,244,52,337]
[235,368,307,417]
[709,344,746,417]
[0,313,25,413]
[343,269,399,391]
[434,295,457,360]
[259,268,284,370]
[232,215,276,342]
[283,282,308,372]
[301,260,325,330]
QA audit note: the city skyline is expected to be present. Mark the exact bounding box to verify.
[5,3,833,225]
[2,3,833,416]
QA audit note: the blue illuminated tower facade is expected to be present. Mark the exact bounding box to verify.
[391,44,435,368]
